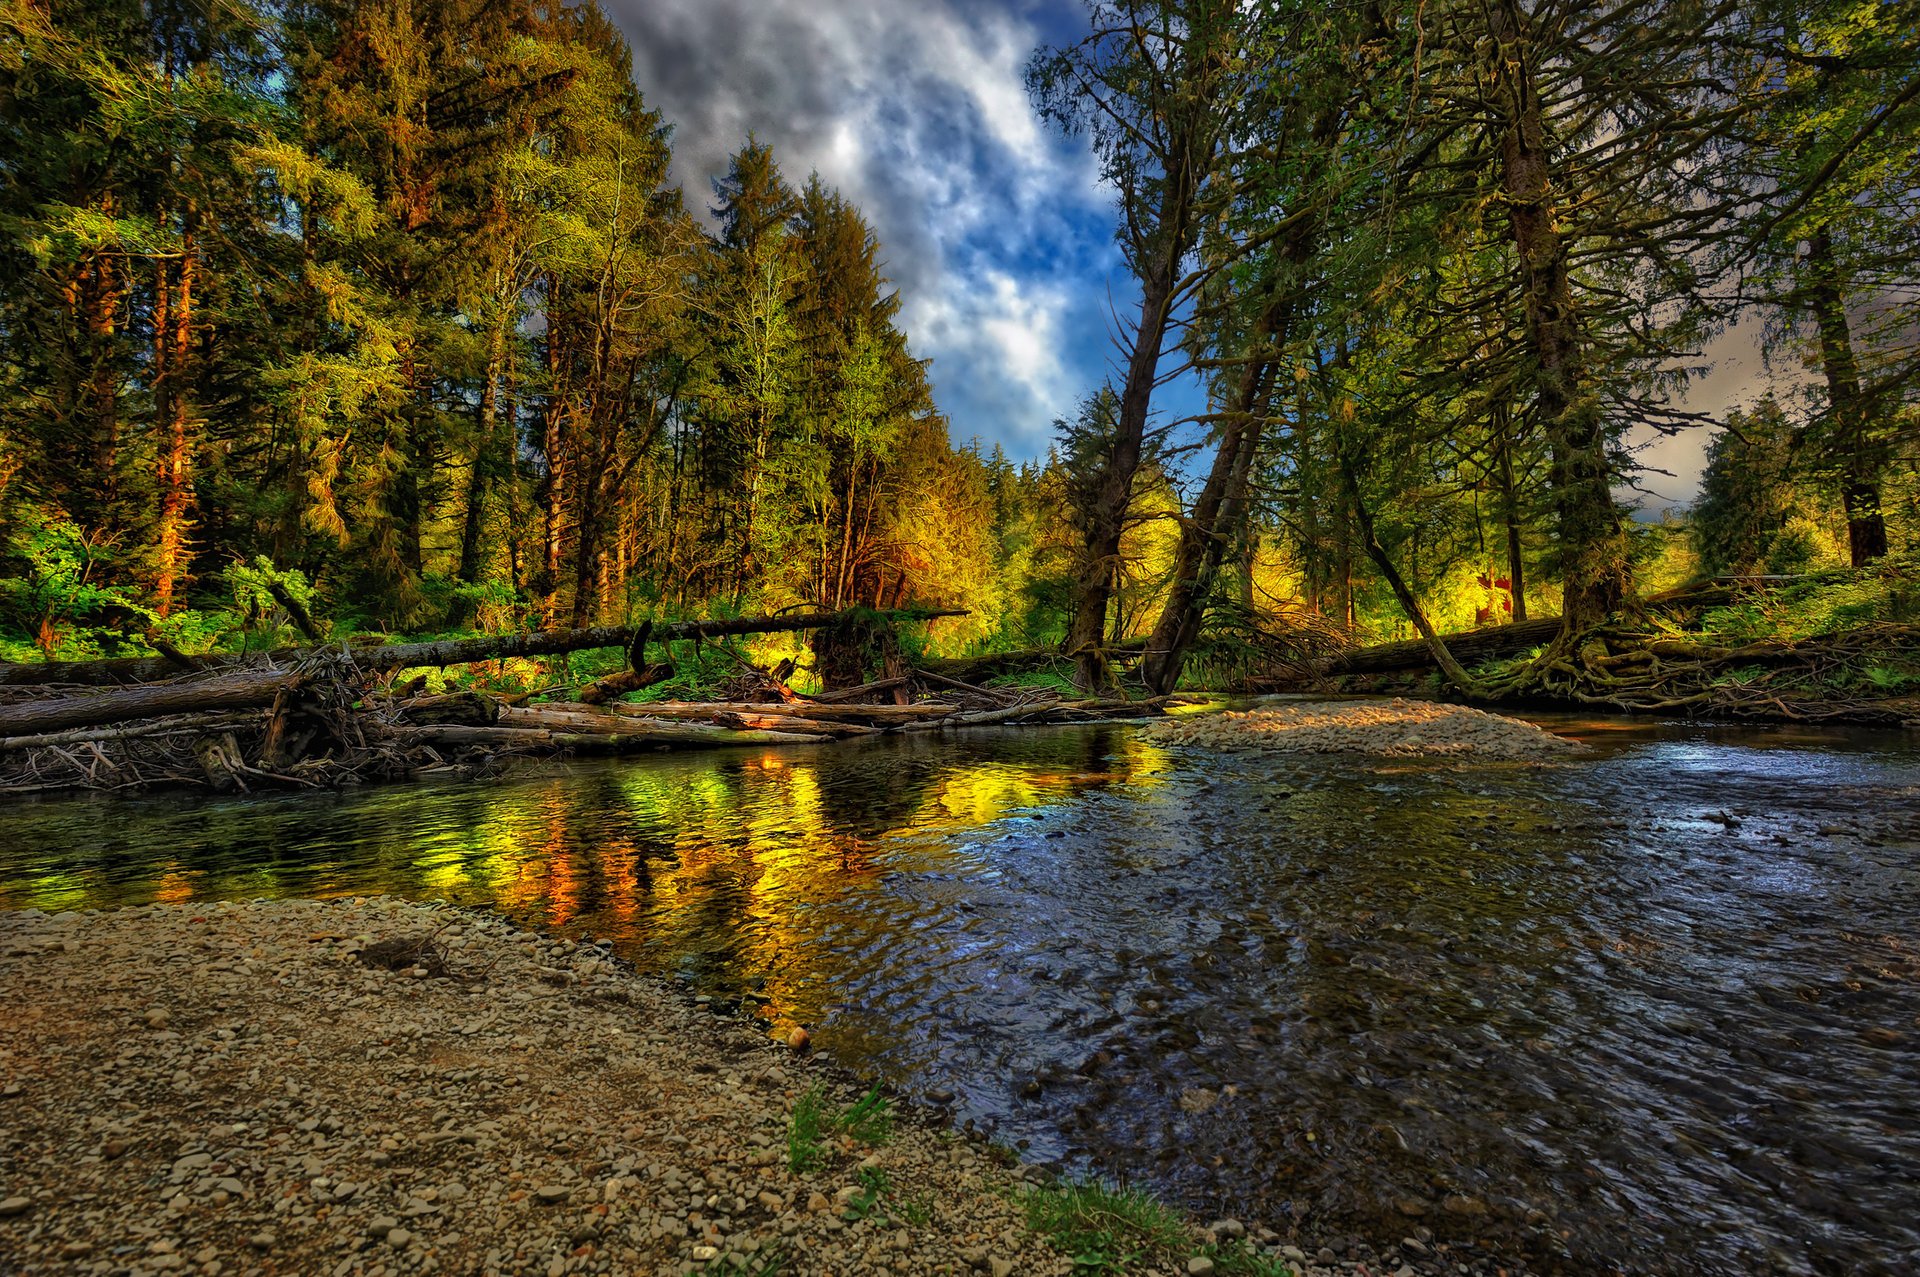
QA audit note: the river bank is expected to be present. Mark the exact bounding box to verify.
[0,898,1511,1277]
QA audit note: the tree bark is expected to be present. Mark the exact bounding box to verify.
[1488,0,1629,629]
[451,319,507,626]
[1139,312,1279,695]
[152,207,196,616]
[1331,617,1564,676]
[1493,400,1528,622]
[1804,226,1888,566]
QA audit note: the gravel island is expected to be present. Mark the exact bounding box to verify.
[1145,698,1588,762]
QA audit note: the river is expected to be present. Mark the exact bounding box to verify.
[2,713,1915,1275]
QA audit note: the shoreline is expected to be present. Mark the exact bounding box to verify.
[0,898,1537,1277]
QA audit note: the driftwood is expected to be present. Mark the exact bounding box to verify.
[0,670,304,737]
[0,607,968,687]
[390,723,832,750]
[615,700,953,723]
[0,606,1202,797]
[804,675,909,703]
[0,711,263,752]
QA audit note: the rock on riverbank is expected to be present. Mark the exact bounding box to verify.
[1146,698,1587,762]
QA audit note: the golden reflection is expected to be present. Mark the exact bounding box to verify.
[152,869,196,905]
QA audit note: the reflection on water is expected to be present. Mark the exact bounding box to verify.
[2,719,1918,1276]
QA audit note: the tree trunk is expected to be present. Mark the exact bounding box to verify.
[1068,264,1174,692]
[83,245,122,534]
[1139,300,1284,695]
[152,208,196,617]
[1804,226,1888,566]
[541,282,569,624]
[1488,0,1628,629]
[451,320,507,626]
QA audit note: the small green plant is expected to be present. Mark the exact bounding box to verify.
[1204,1238,1296,1276]
[1024,1180,1188,1272]
[715,1245,785,1275]
[1862,664,1918,692]
[786,1083,894,1174]
[786,1085,830,1173]
[841,1164,934,1227]
[894,1188,933,1227]
[843,1165,890,1220]
[839,1084,893,1144]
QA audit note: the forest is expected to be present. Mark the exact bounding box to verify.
[0,0,1915,706]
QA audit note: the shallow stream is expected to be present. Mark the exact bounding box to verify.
[2,714,1916,1275]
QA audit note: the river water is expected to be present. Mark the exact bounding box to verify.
[2,714,1916,1275]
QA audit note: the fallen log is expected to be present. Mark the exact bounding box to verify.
[495,704,632,733]
[919,641,1146,684]
[390,722,831,751]
[0,711,264,752]
[395,692,500,726]
[1331,617,1564,676]
[711,711,881,736]
[0,671,305,738]
[804,676,909,703]
[615,700,954,723]
[0,607,969,687]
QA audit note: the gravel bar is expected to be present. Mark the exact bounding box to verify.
[0,897,1528,1277]
[1145,698,1587,762]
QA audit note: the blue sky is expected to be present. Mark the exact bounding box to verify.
[606,0,1777,505]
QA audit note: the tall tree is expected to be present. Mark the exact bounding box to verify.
[1030,0,1243,689]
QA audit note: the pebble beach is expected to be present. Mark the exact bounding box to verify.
[0,897,1527,1277]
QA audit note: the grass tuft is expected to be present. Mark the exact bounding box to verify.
[786,1082,894,1174]
[1023,1180,1189,1272]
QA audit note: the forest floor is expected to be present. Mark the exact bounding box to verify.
[1144,698,1589,761]
[0,898,1523,1277]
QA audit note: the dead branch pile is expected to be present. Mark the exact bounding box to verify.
[1522,622,1920,723]
[0,608,1171,797]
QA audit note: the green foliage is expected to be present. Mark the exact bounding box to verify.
[838,1085,894,1145]
[838,1164,933,1227]
[0,511,151,658]
[1691,401,1849,577]
[1023,1181,1188,1273]
[842,1166,889,1221]
[786,1085,830,1174]
[1861,665,1917,693]
[786,1083,892,1175]
[987,668,1079,696]
[713,1246,785,1276]
[1698,568,1912,642]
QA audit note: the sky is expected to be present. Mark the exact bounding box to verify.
[606,0,1799,511]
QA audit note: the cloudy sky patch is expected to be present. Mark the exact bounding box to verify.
[611,0,1114,456]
